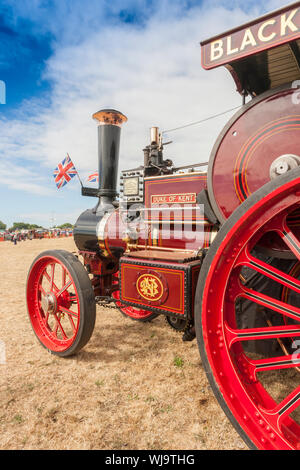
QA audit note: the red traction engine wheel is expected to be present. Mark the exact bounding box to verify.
[111,273,158,322]
[26,250,96,357]
[195,169,300,450]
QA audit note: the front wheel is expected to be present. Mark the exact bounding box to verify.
[26,250,96,357]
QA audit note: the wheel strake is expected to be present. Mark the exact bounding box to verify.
[195,169,300,450]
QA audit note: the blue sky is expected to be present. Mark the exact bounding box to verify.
[0,0,289,228]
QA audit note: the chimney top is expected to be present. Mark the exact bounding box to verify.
[92,109,127,126]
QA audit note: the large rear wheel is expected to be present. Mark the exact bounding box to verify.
[195,169,300,450]
[26,250,96,357]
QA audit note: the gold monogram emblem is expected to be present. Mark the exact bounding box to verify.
[140,277,159,298]
[136,274,163,302]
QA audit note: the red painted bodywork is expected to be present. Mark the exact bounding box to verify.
[104,171,215,256]
[144,173,207,208]
[89,171,213,317]
[120,256,201,317]
[209,86,300,221]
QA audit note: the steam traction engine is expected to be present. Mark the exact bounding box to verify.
[26,3,300,450]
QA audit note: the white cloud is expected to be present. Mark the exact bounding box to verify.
[0,160,56,196]
[0,0,291,196]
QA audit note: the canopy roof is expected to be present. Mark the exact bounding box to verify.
[201,2,300,96]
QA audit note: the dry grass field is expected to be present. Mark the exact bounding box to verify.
[0,237,247,450]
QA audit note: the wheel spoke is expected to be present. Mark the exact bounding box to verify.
[250,354,300,373]
[62,310,77,333]
[56,280,72,297]
[69,294,77,303]
[42,266,59,292]
[224,322,300,348]
[43,311,50,327]
[62,267,67,288]
[43,269,51,283]
[50,263,55,290]
[278,222,300,261]
[53,314,68,340]
[53,321,59,337]
[240,285,300,323]
[260,386,300,430]
[60,306,78,319]
[237,248,300,293]
[38,284,47,297]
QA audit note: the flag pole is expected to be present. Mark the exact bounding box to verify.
[68,153,83,187]
[76,172,83,187]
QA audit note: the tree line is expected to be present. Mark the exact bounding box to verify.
[0,221,73,231]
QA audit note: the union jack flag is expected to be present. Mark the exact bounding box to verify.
[53,154,77,189]
[87,172,99,183]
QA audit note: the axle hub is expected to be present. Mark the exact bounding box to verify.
[41,293,57,315]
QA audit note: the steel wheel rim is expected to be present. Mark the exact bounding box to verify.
[27,255,80,352]
[198,174,300,450]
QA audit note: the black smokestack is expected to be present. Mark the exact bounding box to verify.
[92,109,127,204]
[73,109,127,252]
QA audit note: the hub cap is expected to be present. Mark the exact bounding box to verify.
[41,293,57,315]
